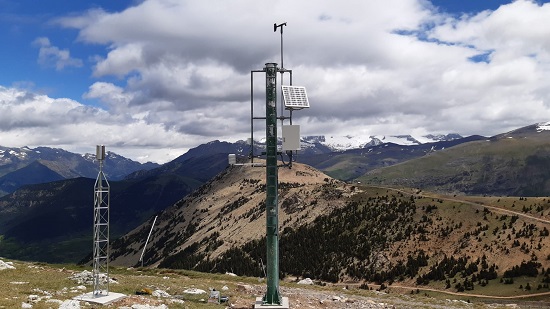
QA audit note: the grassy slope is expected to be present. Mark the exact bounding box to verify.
[358,136,550,196]
[142,176,550,299]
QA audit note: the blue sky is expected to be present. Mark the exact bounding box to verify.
[430,0,512,13]
[1,0,550,163]
[1,0,512,100]
[0,1,130,101]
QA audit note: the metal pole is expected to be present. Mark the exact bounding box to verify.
[280,29,284,129]
[263,62,281,305]
[251,71,254,163]
[139,215,158,267]
[279,26,284,70]
[275,23,286,130]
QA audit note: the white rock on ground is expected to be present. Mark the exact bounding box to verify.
[27,295,41,303]
[183,288,206,294]
[120,305,168,309]
[68,270,118,285]
[21,302,32,309]
[59,300,80,309]
[0,259,16,270]
[168,299,185,305]
[152,290,171,297]
[297,278,314,285]
[31,288,52,296]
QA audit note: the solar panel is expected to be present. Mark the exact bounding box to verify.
[281,85,310,110]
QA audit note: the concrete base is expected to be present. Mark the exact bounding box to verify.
[74,291,126,305]
[254,297,289,309]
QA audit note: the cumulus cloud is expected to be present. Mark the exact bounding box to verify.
[0,86,214,163]
[2,0,548,162]
[51,0,550,141]
[32,37,83,70]
[429,1,550,59]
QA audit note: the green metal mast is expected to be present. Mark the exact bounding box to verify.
[263,62,281,305]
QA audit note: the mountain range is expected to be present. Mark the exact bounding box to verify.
[2,122,550,272]
[0,146,158,196]
[0,132,466,197]
[300,133,463,152]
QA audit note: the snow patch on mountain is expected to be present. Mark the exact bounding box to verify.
[311,135,373,151]
[0,147,34,165]
[537,122,550,132]
[301,134,462,152]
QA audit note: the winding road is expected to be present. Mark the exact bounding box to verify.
[370,185,550,225]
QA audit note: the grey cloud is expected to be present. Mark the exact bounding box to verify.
[45,0,550,147]
[15,91,36,103]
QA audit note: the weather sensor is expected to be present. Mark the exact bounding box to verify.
[281,85,309,110]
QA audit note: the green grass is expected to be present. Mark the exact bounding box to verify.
[2,258,549,308]
[357,136,550,196]
[0,260,265,309]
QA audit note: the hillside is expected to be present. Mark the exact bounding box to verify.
[110,161,550,300]
[110,161,354,266]
[0,174,201,263]
[0,160,65,195]
[358,124,550,196]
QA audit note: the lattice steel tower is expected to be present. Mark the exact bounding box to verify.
[93,145,110,296]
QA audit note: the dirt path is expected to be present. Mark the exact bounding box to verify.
[336,281,550,301]
[371,186,550,225]
[386,284,550,299]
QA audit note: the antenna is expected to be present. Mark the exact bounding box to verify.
[274,22,287,129]
[274,23,287,69]
[93,145,110,296]
[75,145,125,305]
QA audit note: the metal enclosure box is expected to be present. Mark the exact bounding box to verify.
[228,154,236,165]
[282,125,300,151]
